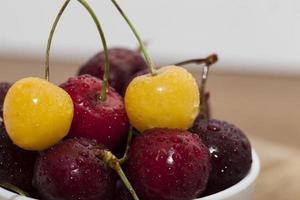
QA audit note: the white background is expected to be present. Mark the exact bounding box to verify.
[0,0,300,75]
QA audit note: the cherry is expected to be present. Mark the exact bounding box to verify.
[191,119,252,195]
[78,47,147,95]
[125,66,199,132]
[60,74,129,152]
[33,138,117,200]
[4,78,74,151]
[0,82,11,118]
[0,120,37,194]
[125,128,211,200]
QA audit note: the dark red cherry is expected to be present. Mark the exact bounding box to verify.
[60,75,129,153]
[191,119,252,195]
[126,128,211,200]
[78,48,147,95]
[0,82,11,118]
[0,121,37,194]
[33,138,117,200]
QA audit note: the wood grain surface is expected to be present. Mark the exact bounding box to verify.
[0,57,300,200]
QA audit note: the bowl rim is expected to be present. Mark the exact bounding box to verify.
[0,149,260,200]
[196,149,260,200]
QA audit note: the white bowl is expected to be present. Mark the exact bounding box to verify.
[0,150,259,200]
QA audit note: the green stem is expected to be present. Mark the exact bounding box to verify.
[76,0,110,102]
[0,183,29,197]
[115,163,139,200]
[45,0,71,81]
[111,0,156,75]
[119,126,133,164]
[99,151,140,200]
[136,40,149,53]
[45,0,110,102]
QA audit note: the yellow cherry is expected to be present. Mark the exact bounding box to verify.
[3,77,74,151]
[125,65,200,132]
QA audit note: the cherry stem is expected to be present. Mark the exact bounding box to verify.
[76,0,110,102]
[111,0,156,75]
[136,40,149,54]
[174,54,218,67]
[45,0,71,81]
[174,54,218,120]
[199,54,218,120]
[45,0,110,102]
[0,183,29,197]
[119,126,133,164]
[99,151,140,200]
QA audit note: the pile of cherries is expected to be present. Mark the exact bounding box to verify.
[0,1,252,200]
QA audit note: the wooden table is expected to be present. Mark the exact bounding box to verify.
[1,56,300,200]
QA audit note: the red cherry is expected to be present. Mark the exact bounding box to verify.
[126,128,211,200]
[60,75,129,152]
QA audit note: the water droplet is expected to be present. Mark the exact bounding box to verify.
[70,163,77,170]
[209,146,218,154]
[233,147,239,153]
[79,140,90,147]
[79,151,88,158]
[76,157,84,165]
[83,83,89,88]
[166,149,175,165]
[208,125,220,132]
[167,167,175,175]
[91,139,97,146]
